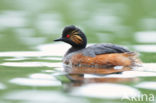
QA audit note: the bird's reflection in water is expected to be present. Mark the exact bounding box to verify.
[63,65,138,88]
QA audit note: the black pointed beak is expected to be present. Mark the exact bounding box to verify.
[54,37,63,42]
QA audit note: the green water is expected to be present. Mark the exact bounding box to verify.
[0,0,156,103]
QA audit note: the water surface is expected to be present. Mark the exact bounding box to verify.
[0,0,156,103]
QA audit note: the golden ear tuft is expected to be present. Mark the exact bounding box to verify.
[70,35,83,44]
[71,30,79,35]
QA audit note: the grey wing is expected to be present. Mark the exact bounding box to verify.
[82,43,130,57]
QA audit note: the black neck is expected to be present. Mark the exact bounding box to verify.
[65,47,84,56]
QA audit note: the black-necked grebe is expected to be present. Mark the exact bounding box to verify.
[54,25,140,68]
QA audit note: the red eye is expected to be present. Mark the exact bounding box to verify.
[66,34,70,38]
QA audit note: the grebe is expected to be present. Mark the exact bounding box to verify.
[54,25,139,68]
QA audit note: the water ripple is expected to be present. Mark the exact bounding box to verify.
[10,77,61,87]
[0,62,62,68]
[0,83,6,90]
[4,90,88,103]
[135,82,156,90]
[70,83,140,99]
